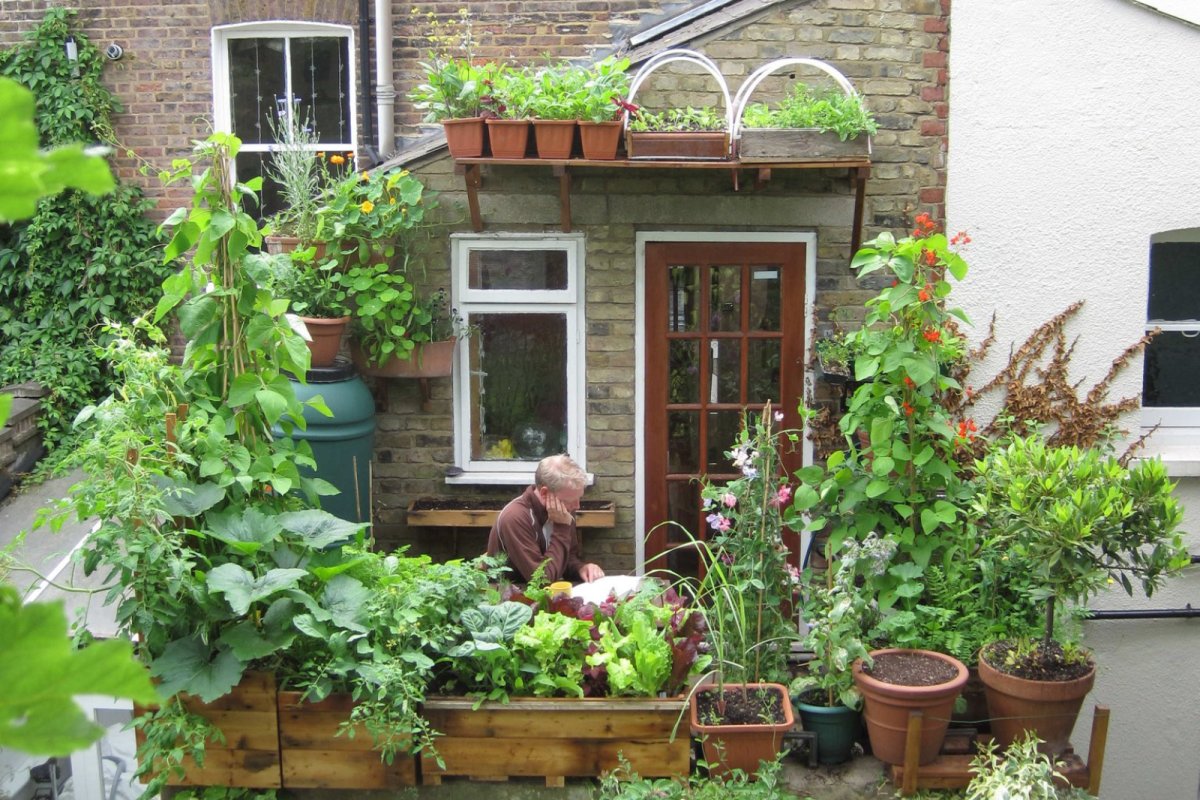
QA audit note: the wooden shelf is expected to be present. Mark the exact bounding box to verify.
[453,157,870,252]
[407,498,616,529]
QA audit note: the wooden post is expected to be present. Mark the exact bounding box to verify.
[850,165,870,257]
[901,710,923,796]
[1087,705,1110,796]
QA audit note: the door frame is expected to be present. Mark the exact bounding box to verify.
[633,231,817,574]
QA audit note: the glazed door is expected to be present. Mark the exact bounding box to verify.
[643,242,806,576]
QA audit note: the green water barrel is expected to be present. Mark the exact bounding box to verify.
[283,358,375,523]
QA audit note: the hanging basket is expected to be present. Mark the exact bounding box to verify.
[731,58,873,162]
[623,49,733,161]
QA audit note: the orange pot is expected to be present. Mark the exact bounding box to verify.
[532,119,576,159]
[978,647,1096,756]
[689,683,794,778]
[442,117,485,158]
[485,118,530,158]
[302,316,350,368]
[578,121,622,160]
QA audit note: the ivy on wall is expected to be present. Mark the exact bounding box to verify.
[0,8,171,449]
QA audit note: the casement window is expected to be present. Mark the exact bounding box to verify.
[211,23,356,218]
[1142,231,1200,428]
[449,235,588,484]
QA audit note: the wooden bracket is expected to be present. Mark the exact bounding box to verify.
[850,165,870,256]
[755,167,772,191]
[461,163,483,232]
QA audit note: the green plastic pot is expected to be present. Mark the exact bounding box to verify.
[795,700,860,764]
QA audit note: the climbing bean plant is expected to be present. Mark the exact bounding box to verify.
[0,7,170,448]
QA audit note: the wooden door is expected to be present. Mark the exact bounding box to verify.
[643,242,806,575]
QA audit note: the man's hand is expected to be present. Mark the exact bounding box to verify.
[545,493,575,525]
[578,563,604,583]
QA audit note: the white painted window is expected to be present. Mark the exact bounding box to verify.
[449,234,588,484]
[211,22,356,217]
[1142,230,1200,428]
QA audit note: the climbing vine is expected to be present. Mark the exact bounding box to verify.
[0,8,171,449]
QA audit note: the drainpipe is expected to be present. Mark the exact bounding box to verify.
[357,0,378,164]
[374,0,395,159]
[1085,555,1200,620]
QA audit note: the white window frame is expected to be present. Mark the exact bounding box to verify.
[449,233,589,485]
[211,22,357,157]
[1142,229,1200,430]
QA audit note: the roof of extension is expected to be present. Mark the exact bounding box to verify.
[382,0,795,168]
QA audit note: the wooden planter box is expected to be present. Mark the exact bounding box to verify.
[407,498,616,528]
[277,691,417,789]
[420,696,690,785]
[737,129,870,162]
[136,671,282,788]
[626,131,730,160]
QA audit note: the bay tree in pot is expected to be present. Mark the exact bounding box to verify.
[973,433,1188,755]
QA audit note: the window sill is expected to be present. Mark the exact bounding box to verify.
[1136,428,1200,476]
[444,471,596,486]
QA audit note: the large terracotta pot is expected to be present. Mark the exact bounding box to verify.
[852,649,968,766]
[301,316,350,368]
[442,117,485,158]
[532,119,576,159]
[977,646,1096,756]
[578,120,622,160]
[350,339,455,378]
[485,118,530,158]
[689,683,795,778]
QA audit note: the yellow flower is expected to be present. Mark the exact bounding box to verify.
[389,195,396,204]
[400,169,410,177]
[329,154,345,165]
[360,200,375,213]
[360,170,369,182]
[317,151,325,159]
[346,151,355,160]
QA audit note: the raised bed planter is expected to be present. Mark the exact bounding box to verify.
[407,497,616,528]
[136,671,282,788]
[420,696,689,786]
[277,691,417,789]
[737,128,870,162]
[625,131,730,160]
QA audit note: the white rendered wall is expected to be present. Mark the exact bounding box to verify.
[947,1,1200,797]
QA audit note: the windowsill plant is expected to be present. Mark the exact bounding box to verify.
[263,105,329,250]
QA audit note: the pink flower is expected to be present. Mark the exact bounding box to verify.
[768,485,793,507]
[706,513,732,532]
[774,410,784,422]
[722,492,738,508]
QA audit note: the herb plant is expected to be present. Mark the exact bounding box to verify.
[741,82,878,141]
[628,106,726,132]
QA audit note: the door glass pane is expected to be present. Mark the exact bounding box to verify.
[749,267,782,331]
[228,38,285,144]
[709,266,742,332]
[668,265,700,332]
[748,339,781,403]
[669,340,700,404]
[706,411,741,472]
[470,313,567,460]
[665,481,701,577]
[709,339,742,404]
[667,412,699,473]
[290,37,351,144]
[468,250,568,290]
[1143,333,1200,406]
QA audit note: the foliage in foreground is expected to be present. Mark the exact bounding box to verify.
[597,755,798,800]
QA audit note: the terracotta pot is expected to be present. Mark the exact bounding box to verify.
[532,119,576,159]
[689,683,795,778]
[302,316,350,368]
[485,118,530,158]
[263,236,328,260]
[578,120,622,160]
[977,647,1096,756]
[350,339,455,378]
[442,117,485,158]
[852,648,968,766]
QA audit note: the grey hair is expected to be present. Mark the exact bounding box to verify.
[534,454,587,492]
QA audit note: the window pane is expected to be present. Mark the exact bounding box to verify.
[706,411,741,472]
[235,152,276,219]
[749,267,782,331]
[667,411,699,473]
[1143,332,1200,407]
[668,265,700,332]
[709,265,742,331]
[710,339,741,404]
[468,250,568,290]
[228,38,286,144]
[748,339,781,403]
[470,313,567,460]
[668,340,700,404]
[1148,242,1200,321]
[290,37,352,144]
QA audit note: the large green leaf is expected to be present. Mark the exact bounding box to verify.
[152,476,226,517]
[321,575,370,632]
[202,507,284,555]
[0,589,156,755]
[218,609,297,661]
[150,637,244,703]
[277,509,369,549]
[207,563,308,615]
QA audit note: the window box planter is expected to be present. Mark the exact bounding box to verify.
[135,671,282,788]
[406,497,616,528]
[350,339,455,378]
[419,696,689,785]
[625,131,730,160]
[737,128,870,162]
[277,691,417,789]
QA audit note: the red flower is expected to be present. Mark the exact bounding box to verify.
[923,328,942,343]
[951,230,972,245]
[902,401,914,416]
[903,376,915,388]
[918,288,930,302]
[923,249,938,267]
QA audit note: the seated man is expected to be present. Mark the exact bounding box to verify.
[485,453,604,584]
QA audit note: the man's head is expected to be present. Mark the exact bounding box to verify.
[534,453,587,512]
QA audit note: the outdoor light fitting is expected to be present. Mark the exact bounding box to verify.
[64,35,79,77]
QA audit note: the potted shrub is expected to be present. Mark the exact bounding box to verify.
[259,249,350,368]
[626,106,730,160]
[527,62,587,158]
[483,65,534,158]
[679,405,799,778]
[576,56,631,160]
[973,433,1188,755]
[789,534,894,765]
[348,284,468,379]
